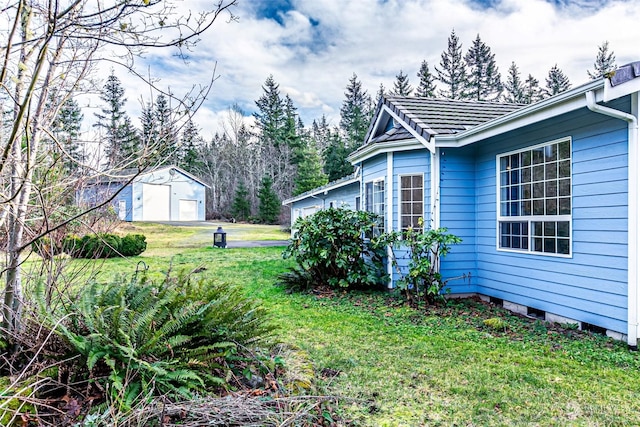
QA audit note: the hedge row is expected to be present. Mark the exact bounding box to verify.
[33,233,147,259]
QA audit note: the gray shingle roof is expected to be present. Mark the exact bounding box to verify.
[360,97,525,151]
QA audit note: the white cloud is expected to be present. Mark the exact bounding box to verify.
[91,0,640,138]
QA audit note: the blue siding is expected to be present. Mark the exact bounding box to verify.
[290,181,360,224]
[439,146,478,294]
[390,150,431,284]
[466,102,629,333]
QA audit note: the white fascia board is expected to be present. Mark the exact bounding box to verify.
[347,139,425,164]
[382,105,435,152]
[435,80,605,148]
[604,76,640,102]
[282,177,359,205]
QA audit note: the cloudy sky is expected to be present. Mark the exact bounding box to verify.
[105,0,640,139]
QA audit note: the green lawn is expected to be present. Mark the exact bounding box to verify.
[87,223,640,426]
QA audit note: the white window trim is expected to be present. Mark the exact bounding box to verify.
[495,137,573,258]
[365,177,386,235]
[397,173,425,232]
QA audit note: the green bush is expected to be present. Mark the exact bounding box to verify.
[35,272,275,413]
[120,234,147,256]
[280,208,387,290]
[382,221,462,305]
[64,233,146,258]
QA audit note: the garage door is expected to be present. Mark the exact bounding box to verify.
[179,199,198,221]
[142,183,170,221]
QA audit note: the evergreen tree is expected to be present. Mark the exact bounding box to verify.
[588,41,616,80]
[293,142,327,196]
[231,181,251,221]
[52,97,84,171]
[503,62,525,104]
[179,118,202,172]
[155,94,178,165]
[311,115,332,153]
[257,176,281,224]
[436,29,468,99]
[464,34,502,101]
[390,70,413,96]
[139,102,157,147]
[340,73,372,149]
[376,83,386,103]
[283,94,303,164]
[544,64,571,97]
[523,74,543,104]
[416,60,437,98]
[254,75,286,148]
[94,71,139,167]
[323,131,353,182]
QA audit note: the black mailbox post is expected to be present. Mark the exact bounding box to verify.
[213,226,227,248]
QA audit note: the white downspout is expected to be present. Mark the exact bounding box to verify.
[386,152,394,289]
[431,145,441,230]
[586,90,639,349]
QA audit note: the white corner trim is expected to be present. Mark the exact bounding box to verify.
[387,152,394,289]
[586,89,640,348]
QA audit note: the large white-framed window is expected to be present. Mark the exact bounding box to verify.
[497,137,572,256]
[399,174,424,231]
[365,178,385,236]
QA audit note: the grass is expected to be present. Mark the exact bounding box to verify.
[34,223,640,425]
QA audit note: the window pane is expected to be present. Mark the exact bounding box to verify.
[544,238,556,253]
[412,175,422,187]
[511,202,519,216]
[501,202,509,216]
[413,202,423,215]
[501,222,511,234]
[522,151,532,166]
[557,221,570,237]
[501,235,510,248]
[412,188,422,200]
[522,237,529,249]
[533,237,543,252]
[533,221,543,236]
[533,199,544,215]
[557,239,570,254]
[501,187,509,202]
[533,148,544,164]
[533,165,544,181]
[402,203,411,214]
[523,183,532,199]
[511,170,520,185]
[511,186,520,200]
[521,200,532,215]
[501,171,509,186]
[559,160,570,178]
[558,179,571,196]
[545,180,557,197]
[513,222,521,234]
[401,176,411,187]
[559,140,570,159]
[510,154,520,168]
[533,182,544,198]
[545,163,557,180]
[513,238,521,249]
[559,197,571,215]
[500,157,509,171]
[522,167,531,183]
[544,221,556,236]
[402,189,411,200]
[546,198,558,215]
[545,144,558,162]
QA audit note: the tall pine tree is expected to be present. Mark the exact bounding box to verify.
[293,142,327,196]
[52,97,84,172]
[416,60,437,98]
[523,74,543,104]
[254,75,287,148]
[231,181,251,221]
[323,131,352,182]
[587,41,616,80]
[464,34,502,101]
[436,29,468,100]
[340,73,372,149]
[390,70,413,96]
[257,176,281,224]
[544,64,571,97]
[179,117,202,172]
[503,62,525,104]
[155,94,178,165]
[94,71,139,168]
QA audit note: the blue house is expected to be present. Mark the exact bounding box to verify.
[78,166,209,222]
[285,62,640,348]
